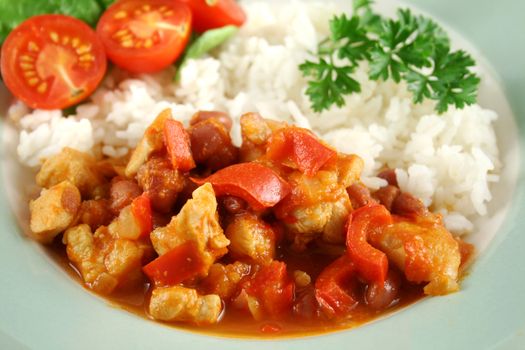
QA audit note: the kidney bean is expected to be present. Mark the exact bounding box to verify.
[364,269,401,310]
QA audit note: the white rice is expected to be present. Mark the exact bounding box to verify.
[10,1,500,235]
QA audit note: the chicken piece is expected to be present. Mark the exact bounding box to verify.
[321,194,352,244]
[334,153,364,188]
[125,109,171,177]
[149,286,222,325]
[29,180,81,243]
[226,213,275,264]
[239,112,272,162]
[274,170,345,250]
[63,224,150,294]
[239,112,287,162]
[36,148,106,198]
[150,183,230,275]
[370,215,461,295]
[137,157,185,213]
[76,199,114,231]
[201,262,251,299]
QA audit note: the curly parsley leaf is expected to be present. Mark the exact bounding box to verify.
[299,2,480,114]
[299,59,360,112]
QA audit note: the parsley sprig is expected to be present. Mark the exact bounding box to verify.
[299,1,480,113]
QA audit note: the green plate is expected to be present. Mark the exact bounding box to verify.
[1,0,524,349]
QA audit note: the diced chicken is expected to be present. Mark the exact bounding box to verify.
[239,112,285,162]
[370,215,461,295]
[334,154,364,188]
[29,180,81,243]
[321,194,352,244]
[201,262,251,299]
[36,148,106,198]
[150,183,230,274]
[125,109,171,177]
[63,224,150,294]
[286,203,332,250]
[149,286,222,325]
[108,205,141,240]
[137,157,184,213]
[226,213,275,264]
[275,170,346,250]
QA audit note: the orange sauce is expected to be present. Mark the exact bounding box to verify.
[46,237,424,338]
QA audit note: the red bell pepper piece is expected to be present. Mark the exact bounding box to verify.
[314,255,358,318]
[346,203,392,284]
[163,119,196,172]
[130,193,153,238]
[142,241,205,286]
[191,162,291,211]
[242,261,294,317]
[266,126,336,176]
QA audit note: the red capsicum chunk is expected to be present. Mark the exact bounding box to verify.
[346,203,392,284]
[142,241,205,286]
[242,261,294,317]
[266,126,336,176]
[314,255,358,318]
[191,162,291,211]
[163,119,196,172]
[130,193,153,238]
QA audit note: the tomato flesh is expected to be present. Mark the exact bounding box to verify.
[97,0,192,73]
[179,0,246,32]
[0,14,107,110]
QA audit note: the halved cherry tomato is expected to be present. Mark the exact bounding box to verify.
[266,126,337,176]
[143,241,205,286]
[97,0,192,73]
[163,119,196,172]
[191,162,291,211]
[346,203,392,284]
[178,0,246,32]
[314,255,358,318]
[0,14,107,110]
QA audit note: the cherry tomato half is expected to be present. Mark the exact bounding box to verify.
[97,0,192,73]
[0,15,107,110]
[179,0,246,32]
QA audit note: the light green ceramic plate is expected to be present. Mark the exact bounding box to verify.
[1,0,524,349]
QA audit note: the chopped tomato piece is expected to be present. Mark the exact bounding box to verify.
[97,0,192,73]
[178,0,246,32]
[314,255,358,318]
[266,127,337,176]
[143,241,205,286]
[346,203,392,284]
[191,162,291,211]
[130,193,153,238]
[163,119,196,172]
[1,14,107,110]
[242,261,294,317]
